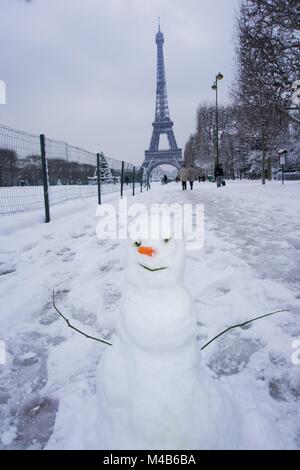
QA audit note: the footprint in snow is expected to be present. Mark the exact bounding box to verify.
[268,371,300,403]
[0,264,16,276]
[71,309,98,326]
[97,239,108,247]
[207,333,263,377]
[5,395,59,450]
[55,247,71,256]
[206,281,231,298]
[23,242,39,252]
[98,259,122,274]
[0,333,55,450]
[103,283,122,311]
[106,243,120,253]
[62,252,75,263]
[39,289,70,325]
[71,232,85,239]
[43,234,54,240]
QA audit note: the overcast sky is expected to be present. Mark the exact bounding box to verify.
[1,0,238,165]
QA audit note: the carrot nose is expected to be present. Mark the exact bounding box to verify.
[138,246,155,257]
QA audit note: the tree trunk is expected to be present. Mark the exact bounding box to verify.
[262,130,266,185]
[267,156,272,181]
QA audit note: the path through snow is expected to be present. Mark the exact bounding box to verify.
[0,180,299,449]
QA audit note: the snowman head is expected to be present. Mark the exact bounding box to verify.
[126,237,186,289]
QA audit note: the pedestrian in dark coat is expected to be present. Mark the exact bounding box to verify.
[214,164,224,188]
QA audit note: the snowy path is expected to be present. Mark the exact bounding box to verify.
[0,181,299,449]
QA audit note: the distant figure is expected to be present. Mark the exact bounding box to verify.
[143,178,151,190]
[163,174,168,185]
[188,165,196,190]
[179,164,189,190]
[125,175,129,185]
[202,174,206,182]
[214,163,224,188]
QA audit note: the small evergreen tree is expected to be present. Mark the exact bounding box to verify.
[98,153,112,182]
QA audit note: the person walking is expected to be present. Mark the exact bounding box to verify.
[188,165,196,190]
[214,163,224,188]
[178,164,189,190]
[163,174,168,185]
[219,163,224,187]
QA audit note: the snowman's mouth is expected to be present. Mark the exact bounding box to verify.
[139,263,168,272]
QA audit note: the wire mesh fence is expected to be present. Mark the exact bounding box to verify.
[45,138,98,206]
[0,123,145,220]
[0,125,44,214]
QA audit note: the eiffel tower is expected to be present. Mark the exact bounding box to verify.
[143,22,183,176]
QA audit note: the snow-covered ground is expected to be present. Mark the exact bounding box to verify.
[0,182,129,215]
[0,180,299,449]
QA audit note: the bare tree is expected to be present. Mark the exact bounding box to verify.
[184,1,299,180]
[0,148,18,186]
[231,0,297,183]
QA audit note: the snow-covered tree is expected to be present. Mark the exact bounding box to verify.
[97,153,112,182]
[186,104,244,178]
[231,0,300,182]
[184,1,300,180]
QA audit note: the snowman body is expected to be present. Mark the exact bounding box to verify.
[97,238,237,449]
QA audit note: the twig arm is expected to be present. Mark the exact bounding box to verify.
[200,309,289,351]
[52,289,288,352]
[52,289,112,347]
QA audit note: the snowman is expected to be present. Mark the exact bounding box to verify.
[97,224,239,449]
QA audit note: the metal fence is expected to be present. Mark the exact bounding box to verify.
[0,124,146,221]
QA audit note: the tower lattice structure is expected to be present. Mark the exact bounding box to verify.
[143,23,183,175]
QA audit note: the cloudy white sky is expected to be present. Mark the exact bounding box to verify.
[1,0,238,165]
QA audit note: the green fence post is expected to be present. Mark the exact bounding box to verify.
[120,161,124,198]
[132,166,135,196]
[40,134,50,223]
[97,153,101,204]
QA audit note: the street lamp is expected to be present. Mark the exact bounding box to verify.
[211,72,224,166]
[278,148,287,185]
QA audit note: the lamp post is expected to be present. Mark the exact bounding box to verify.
[211,72,224,167]
[189,136,195,166]
[278,149,287,185]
